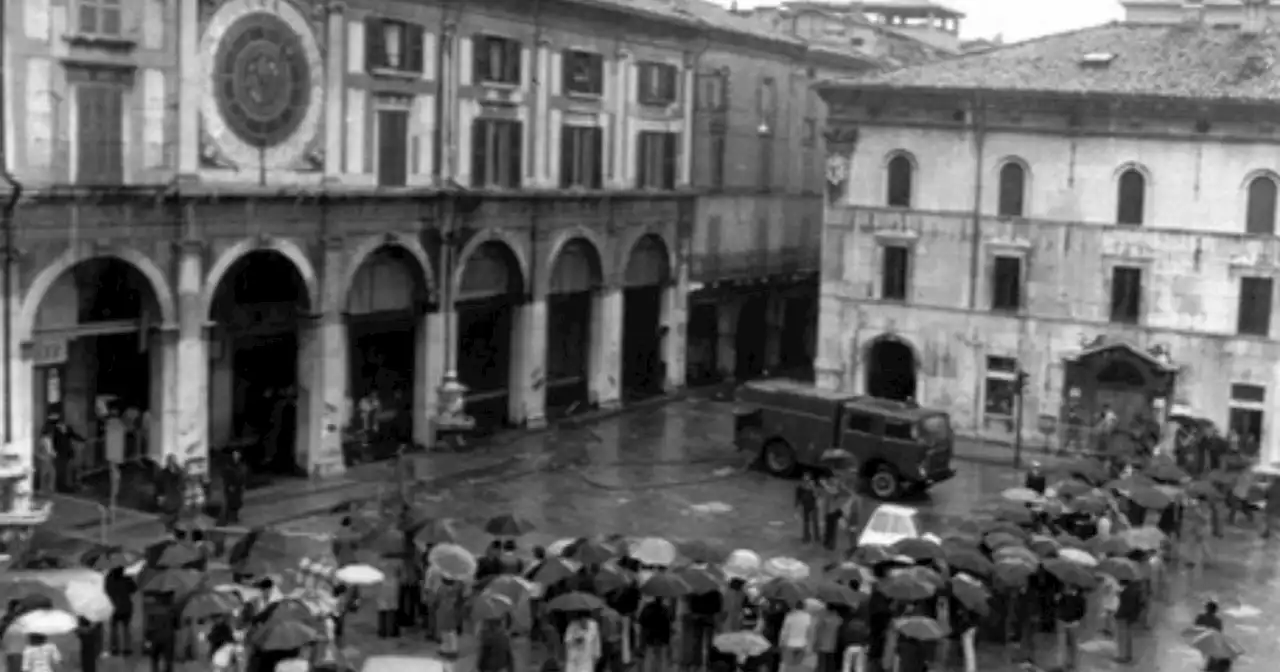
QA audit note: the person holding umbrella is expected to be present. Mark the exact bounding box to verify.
[564,610,601,672]
[476,618,515,672]
[778,601,812,672]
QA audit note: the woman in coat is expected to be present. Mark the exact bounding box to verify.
[433,578,467,656]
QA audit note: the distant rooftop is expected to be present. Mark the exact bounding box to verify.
[859,0,965,18]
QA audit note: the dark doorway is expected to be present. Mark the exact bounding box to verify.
[866,338,917,401]
[546,239,601,418]
[210,250,310,480]
[734,296,768,380]
[621,235,670,400]
[779,294,817,380]
[456,241,523,431]
[685,302,719,386]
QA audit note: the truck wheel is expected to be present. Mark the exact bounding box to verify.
[762,440,798,477]
[870,465,903,500]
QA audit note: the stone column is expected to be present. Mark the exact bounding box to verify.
[412,309,443,449]
[173,240,208,470]
[815,292,845,392]
[509,298,547,428]
[3,249,33,488]
[589,288,622,410]
[298,238,347,477]
[661,262,688,392]
[150,326,177,464]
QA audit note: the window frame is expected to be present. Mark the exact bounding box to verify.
[636,130,678,190]
[1245,172,1279,235]
[1237,275,1274,337]
[559,124,603,189]
[885,152,915,208]
[474,34,522,86]
[562,50,604,97]
[365,18,426,74]
[995,159,1027,217]
[471,118,523,189]
[990,254,1023,313]
[637,61,678,106]
[879,243,911,301]
[696,71,727,111]
[75,0,123,37]
[1115,165,1147,225]
[983,355,1019,421]
[74,81,126,186]
[1108,265,1144,324]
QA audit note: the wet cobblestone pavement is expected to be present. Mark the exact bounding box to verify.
[37,398,1280,670]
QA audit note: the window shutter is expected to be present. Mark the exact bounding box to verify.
[366,19,384,70]
[589,127,604,188]
[103,88,123,183]
[470,120,486,187]
[559,125,574,188]
[406,25,425,73]
[662,132,678,188]
[663,65,677,102]
[505,40,522,84]
[561,54,575,94]
[636,133,648,187]
[508,121,523,188]
[472,37,488,83]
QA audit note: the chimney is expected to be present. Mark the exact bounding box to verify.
[1180,0,1205,25]
[1243,0,1270,35]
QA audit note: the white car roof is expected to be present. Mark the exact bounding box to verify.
[871,504,917,517]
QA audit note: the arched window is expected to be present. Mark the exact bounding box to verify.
[886,153,914,207]
[996,161,1026,217]
[1116,168,1146,225]
[1247,174,1278,235]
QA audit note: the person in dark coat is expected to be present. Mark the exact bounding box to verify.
[47,416,84,493]
[1024,462,1047,495]
[1114,580,1143,664]
[476,619,514,672]
[76,617,103,672]
[104,567,137,655]
[221,451,247,525]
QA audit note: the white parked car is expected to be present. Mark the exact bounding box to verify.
[857,503,921,548]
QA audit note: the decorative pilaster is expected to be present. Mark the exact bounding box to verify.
[2,246,32,486]
[590,288,622,410]
[177,0,199,174]
[511,298,547,428]
[661,264,688,392]
[174,240,208,471]
[324,3,346,179]
[300,236,347,477]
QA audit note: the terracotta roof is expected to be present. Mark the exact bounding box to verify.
[824,22,1280,103]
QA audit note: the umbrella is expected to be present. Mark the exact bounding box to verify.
[234,556,286,578]
[427,544,477,581]
[1126,485,1173,510]
[759,578,812,604]
[335,564,385,586]
[722,550,762,580]
[825,562,868,584]
[1071,494,1110,515]
[572,539,619,565]
[592,565,631,595]
[630,538,677,566]
[1120,527,1166,551]
[532,557,581,585]
[547,538,576,558]
[547,591,604,612]
[993,559,1036,589]
[1146,461,1190,485]
[713,631,771,658]
[641,573,692,598]
[484,514,536,537]
[1094,536,1133,557]
[993,546,1039,567]
[763,557,810,581]
[66,582,113,623]
[815,582,865,608]
[180,591,238,620]
[81,545,140,572]
[0,582,70,613]
[1027,534,1060,557]
[471,593,514,621]
[891,538,944,563]
[487,574,538,603]
[412,519,458,547]
[995,503,1034,525]
[876,574,936,602]
[677,539,726,565]
[13,609,77,636]
[153,543,202,569]
[259,598,319,626]
[1054,480,1095,499]
[1056,533,1090,551]
[896,616,947,641]
[1097,557,1142,582]
[677,567,723,594]
[1184,627,1244,660]
[1186,481,1224,501]
[850,545,893,567]
[949,576,990,616]
[256,620,319,652]
[143,569,200,594]
[983,532,1023,552]
[1058,548,1097,567]
[1042,558,1098,589]
[895,565,944,588]
[982,521,1028,538]
[1001,487,1044,504]
[946,549,993,577]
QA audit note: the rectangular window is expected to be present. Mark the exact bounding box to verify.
[880,245,909,301]
[1109,266,1143,324]
[991,255,1022,312]
[636,131,677,189]
[376,108,409,187]
[77,0,121,36]
[846,413,875,433]
[562,50,603,96]
[76,84,124,185]
[365,19,425,73]
[637,62,678,106]
[1238,276,1274,336]
[757,136,772,190]
[1229,383,1265,459]
[696,72,725,111]
[709,134,726,190]
[984,356,1018,421]
[470,119,522,188]
[559,125,603,189]
[474,35,521,85]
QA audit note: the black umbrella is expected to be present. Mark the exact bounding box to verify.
[485,514,536,536]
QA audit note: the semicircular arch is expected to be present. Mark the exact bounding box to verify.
[341,233,437,314]
[862,333,922,371]
[202,237,321,320]
[453,230,528,302]
[547,230,605,295]
[622,232,673,288]
[19,246,178,341]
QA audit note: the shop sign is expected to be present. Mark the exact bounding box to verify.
[29,338,67,366]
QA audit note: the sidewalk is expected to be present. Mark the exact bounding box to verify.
[953,435,1074,469]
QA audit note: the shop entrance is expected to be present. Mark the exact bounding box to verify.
[734,296,768,380]
[779,292,817,380]
[546,239,602,418]
[456,241,524,431]
[685,302,719,386]
[621,234,670,400]
[866,337,917,402]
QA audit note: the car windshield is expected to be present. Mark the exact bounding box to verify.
[867,510,914,537]
[919,415,950,442]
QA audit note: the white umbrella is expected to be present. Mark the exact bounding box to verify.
[763,557,810,581]
[722,549,762,580]
[630,538,677,566]
[15,609,78,636]
[335,564,385,586]
[67,585,114,623]
[1059,548,1098,568]
[548,538,576,557]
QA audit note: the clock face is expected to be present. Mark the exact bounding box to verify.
[214,12,310,148]
[200,0,323,170]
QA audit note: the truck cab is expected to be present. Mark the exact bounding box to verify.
[734,379,956,499]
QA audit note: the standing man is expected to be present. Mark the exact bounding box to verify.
[818,473,844,552]
[220,451,247,525]
[48,415,84,493]
[795,473,819,544]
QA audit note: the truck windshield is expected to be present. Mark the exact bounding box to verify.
[919,415,950,442]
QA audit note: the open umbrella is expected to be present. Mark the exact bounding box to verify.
[547,591,604,612]
[1001,487,1044,504]
[259,598,319,627]
[850,545,893,567]
[641,573,692,598]
[484,514,536,537]
[66,582,113,623]
[1043,558,1098,589]
[946,549,993,578]
[1071,494,1110,516]
[722,550,762,580]
[948,576,990,616]
[335,564,384,586]
[677,539,726,565]
[592,565,631,595]
[1027,534,1060,557]
[1058,458,1109,485]
[982,520,1028,538]
[180,590,238,621]
[1146,460,1190,485]
[1120,527,1166,551]
[896,616,947,641]
[427,543,477,581]
[81,545,140,572]
[1097,557,1142,582]
[995,503,1035,525]
[1183,627,1244,660]
[1126,485,1173,510]
[14,609,77,636]
[677,566,723,594]
[1054,480,1095,499]
[891,538,944,563]
[143,568,200,594]
[175,514,218,532]
[256,620,319,652]
[759,578,812,604]
[487,574,538,603]
[0,582,70,613]
[763,557,810,581]
[993,558,1036,589]
[471,593,514,621]
[1056,533,1090,551]
[825,562,867,585]
[877,574,936,602]
[630,538,677,566]
[412,519,458,547]
[994,546,1039,567]
[815,582,864,608]
[983,532,1023,552]
[1058,548,1097,567]
[1094,536,1133,557]
[532,557,581,586]
[153,543,202,569]
[713,631,771,659]
[572,539,619,565]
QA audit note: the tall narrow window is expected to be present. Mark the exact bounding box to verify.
[365,19,426,73]
[77,0,121,36]
[1116,168,1146,225]
[1238,276,1274,336]
[562,50,604,96]
[1109,266,1142,323]
[471,119,522,188]
[376,108,409,187]
[758,136,773,190]
[881,245,910,300]
[637,62,678,106]
[474,35,522,85]
[636,131,677,189]
[709,134,726,190]
[559,125,603,189]
[1246,175,1278,235]
[991,256,1022,312]
[996,161,1025,217]
[886,154,913,207]
[76,83,124,185]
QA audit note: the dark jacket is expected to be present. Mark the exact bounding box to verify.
[1024,472,1047,494]
[1056,592,1087,624]
[639,601,672,646]
[1116,582,1143,623]
[1194,613,1224,631]
[104,570,137,617]
[476,628,515,672]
